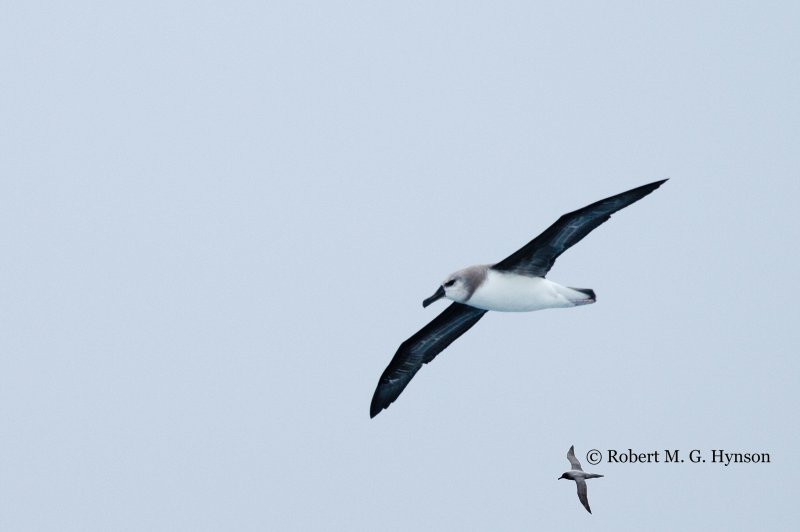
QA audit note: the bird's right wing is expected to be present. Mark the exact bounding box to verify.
[370,303,488,418]
[492,179,667,277]
[567,445,584,471]
[576,479,592,514]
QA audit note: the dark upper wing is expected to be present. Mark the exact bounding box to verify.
[567,445,583,471]
[370,303,488,418]
[576,480,591,514]
[492,179,667,277]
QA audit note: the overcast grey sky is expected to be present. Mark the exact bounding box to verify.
[2,1,799,530]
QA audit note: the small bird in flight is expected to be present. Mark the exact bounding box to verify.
[370,180,667,418]
[559,445,604,514]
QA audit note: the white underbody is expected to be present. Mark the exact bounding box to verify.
[465,270,594,312]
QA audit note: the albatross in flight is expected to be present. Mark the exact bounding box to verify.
[559,445,604,514]
[370,179,667,418]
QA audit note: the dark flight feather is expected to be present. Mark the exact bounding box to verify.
[492,179,667,277]
[370,303,487,418]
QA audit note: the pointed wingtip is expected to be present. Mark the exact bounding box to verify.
[620,178,667,204]
[369,399,382,418]
[370,390,388,418]
[642,178,668,191]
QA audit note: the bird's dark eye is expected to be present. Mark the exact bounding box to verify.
[444,280,456,288]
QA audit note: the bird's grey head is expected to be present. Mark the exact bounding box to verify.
[422,265,488,307]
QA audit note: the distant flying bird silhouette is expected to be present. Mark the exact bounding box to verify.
[559,445,604,514]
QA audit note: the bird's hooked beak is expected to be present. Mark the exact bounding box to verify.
[422,285,446,308]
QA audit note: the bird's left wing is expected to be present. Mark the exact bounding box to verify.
[370,303,488,418]
[567,445,584,471]
[576,479,592,514]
